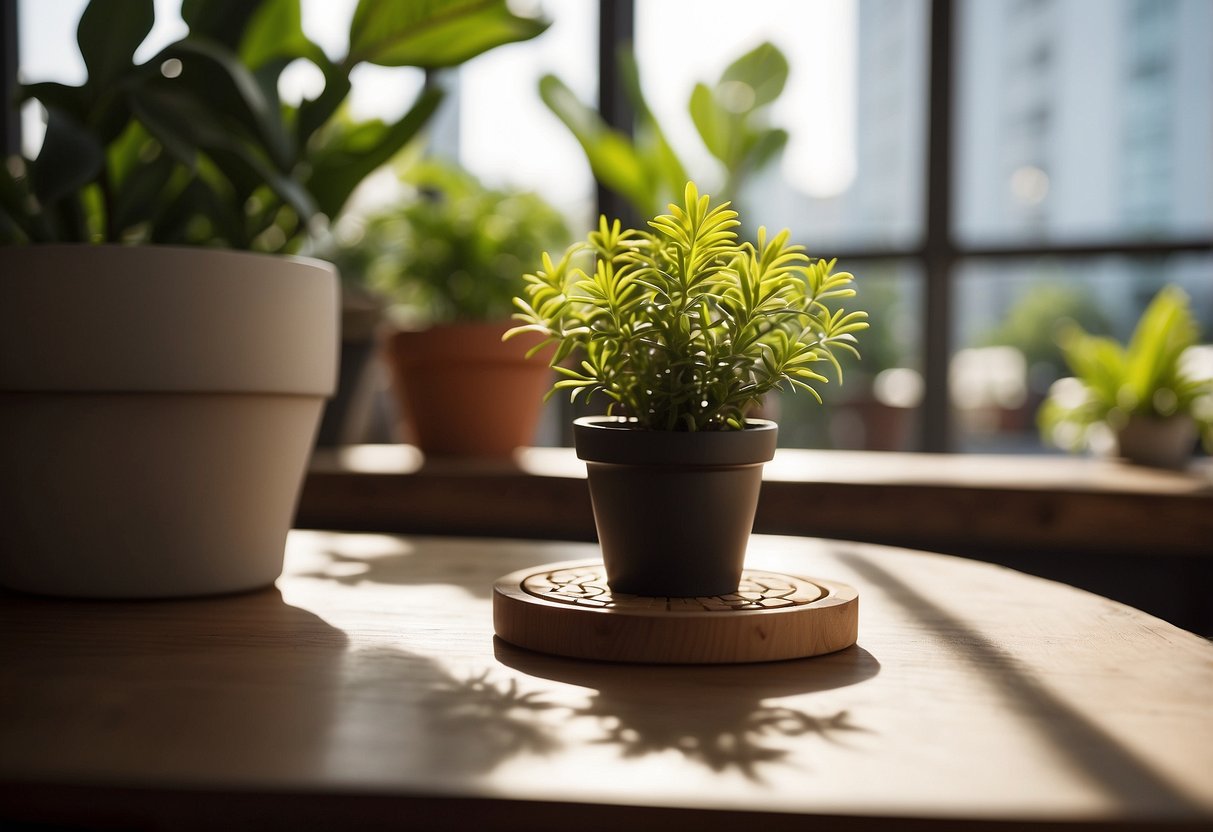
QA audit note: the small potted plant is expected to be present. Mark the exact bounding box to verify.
[1038,285,1213,469]
[349,161,570,456]
[0,0,548,598]
[506,182,867,596]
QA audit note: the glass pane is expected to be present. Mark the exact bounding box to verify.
[955,0,1213,245]
[453,0,598,232]
[634,0,928,250]
[952,253,1213,453]
[775,261,924,450]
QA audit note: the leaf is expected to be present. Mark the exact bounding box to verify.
[157,38,294,170]
[719,41,788,110]
[109,143,177,233]
[19,82,88,123]
[29,107,105,207]
[305,87,443,219]
[348,0,550,69]
[130,84,316,233]
[539,74,656,217]
[295,53,353,148]
[181,0,261,50]
[746,127,788,171]
[77,0,153,90]
[689,82,734,166]
[239,0,322,70]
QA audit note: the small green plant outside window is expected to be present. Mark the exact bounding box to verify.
[505,182,868,431]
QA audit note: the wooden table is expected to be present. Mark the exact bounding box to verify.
[2,533,1211,831]
[299,446,1213,634]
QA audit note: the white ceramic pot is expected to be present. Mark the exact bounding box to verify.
[0,245,338,598]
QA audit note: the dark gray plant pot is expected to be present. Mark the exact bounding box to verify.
[1115,414,1197,469]
[573,416,778,597]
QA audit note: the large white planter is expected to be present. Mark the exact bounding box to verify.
[0,245,338,598]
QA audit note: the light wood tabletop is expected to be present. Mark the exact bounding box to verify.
[2,532,1211,831]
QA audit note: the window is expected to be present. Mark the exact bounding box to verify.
[8,0,1211,453]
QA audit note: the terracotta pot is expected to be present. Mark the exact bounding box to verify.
[0,245,338,598]
[573,416,778,597]
[383,320,552,457]
[1115,414,1197,469]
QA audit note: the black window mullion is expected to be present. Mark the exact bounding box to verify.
[922,0,956,452]
[596,0,635,227]
[1,0,18,156]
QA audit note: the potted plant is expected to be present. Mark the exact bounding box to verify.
[0,0,548,598]
[506,182,867,596]
[346,161,569,456]
[1038,285,1213,469]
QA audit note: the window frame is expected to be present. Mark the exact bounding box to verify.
[5,0,1210,452]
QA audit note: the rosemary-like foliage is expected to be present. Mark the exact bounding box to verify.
[505,182,868,431]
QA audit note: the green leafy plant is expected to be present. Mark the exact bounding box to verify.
[343,160,569,324]
[540,42,789,220]
[0,0,548,252]
[1038,285,1213,452]
[505,182,867,431]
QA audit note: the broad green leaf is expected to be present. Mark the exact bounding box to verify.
[158,38,294,169]
[127,86,203,170]
[295,53,353,148]
[131,84,316,232]
[148,173,228,245]
[745,127,788,172]
[719,41,788,110]
[181,0,261,50]
[305,87,443,219]
[29,107,105,207]
[348,0,550,69]
[109,152,176,235]
[77,0,153,90]
[539,74,655,217]
[689,82,733,165]
[19,82,88,123]
[239,0,325,70]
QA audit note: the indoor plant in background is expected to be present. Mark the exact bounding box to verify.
[1038,284,1213,469]
[347,160,569,457]
[0,0,548,598]
[506,183,867,596]
[540,42,790,221]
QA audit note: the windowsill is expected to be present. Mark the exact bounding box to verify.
[300,445,1213,559]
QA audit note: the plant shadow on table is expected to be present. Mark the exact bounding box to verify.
[842,551,1207,816]
[489,639,880,781]
[0,587,350,783]
[299,534,564,599]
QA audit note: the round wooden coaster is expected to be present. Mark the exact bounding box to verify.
[493,559,858,664]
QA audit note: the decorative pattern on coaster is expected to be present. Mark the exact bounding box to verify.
[521,565,828,612]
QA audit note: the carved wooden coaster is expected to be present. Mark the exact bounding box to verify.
[493,559,858,664]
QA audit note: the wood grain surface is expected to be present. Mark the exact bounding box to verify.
[493,561,859,663]
[299,446,1213,634]
[2,532,1211,830]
